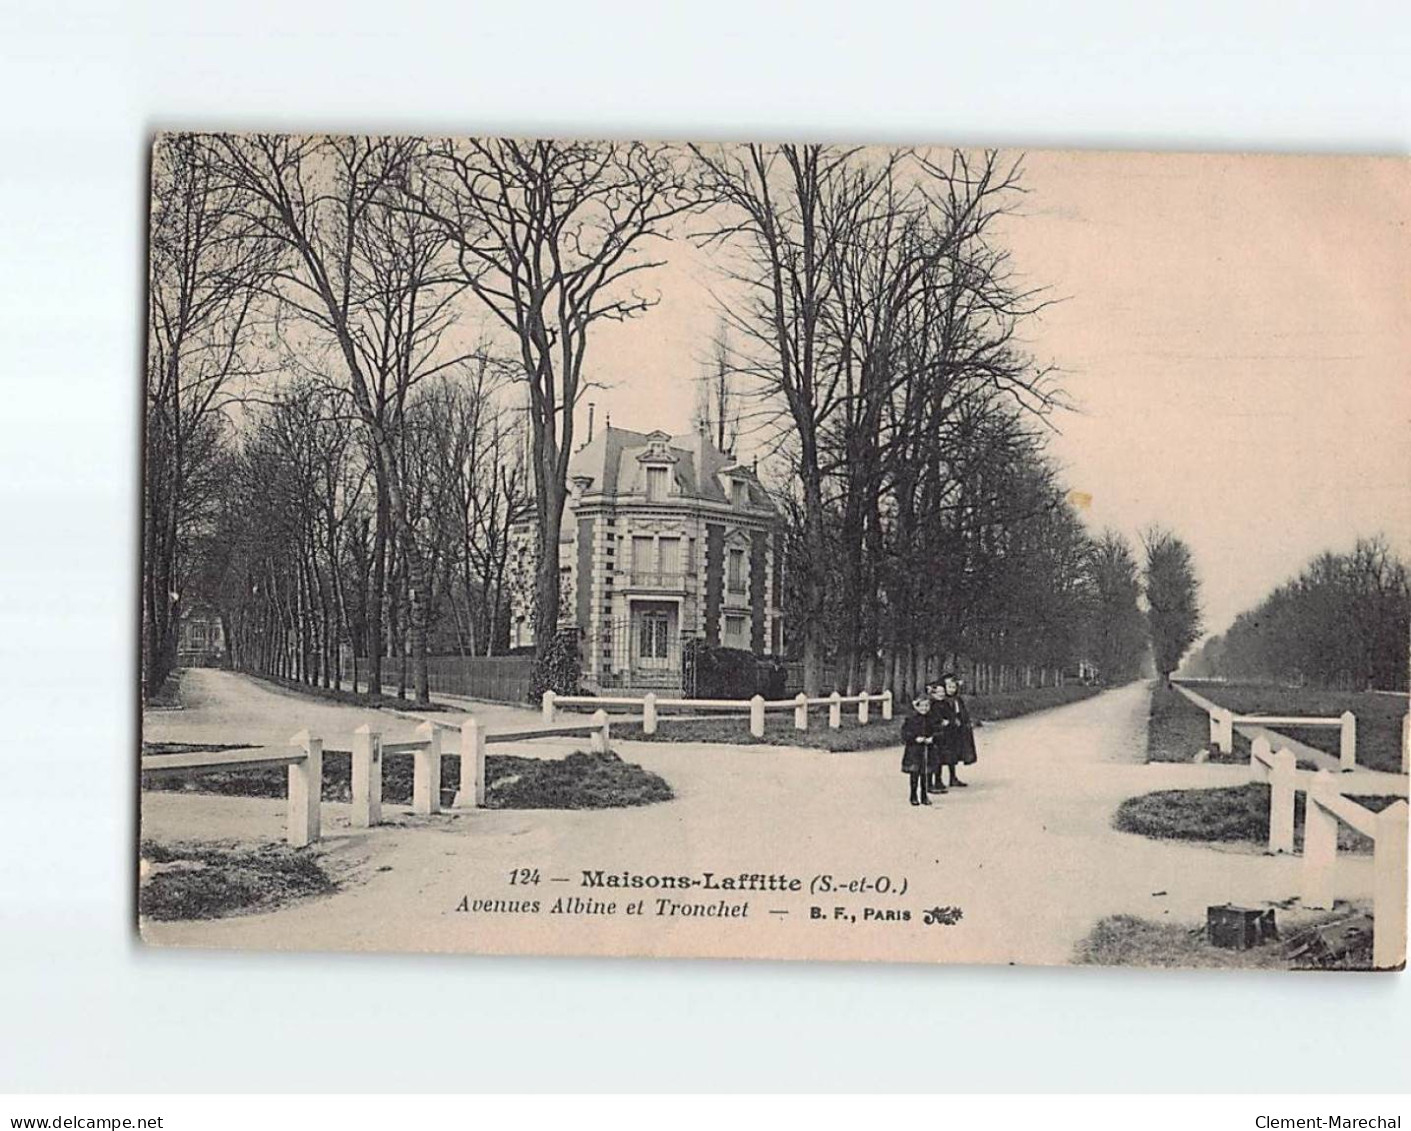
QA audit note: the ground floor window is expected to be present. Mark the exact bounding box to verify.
[638,610,671,660]
[724,613,748,649]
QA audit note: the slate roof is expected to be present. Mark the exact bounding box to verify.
[567,425,774,512]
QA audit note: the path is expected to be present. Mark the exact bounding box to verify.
[143,668,541,751]
[141,676,1376,967]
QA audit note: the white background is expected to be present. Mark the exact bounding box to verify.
[1,0,1408,1093]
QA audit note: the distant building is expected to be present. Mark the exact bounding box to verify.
[176,601,228,667]
[509,423,785,692]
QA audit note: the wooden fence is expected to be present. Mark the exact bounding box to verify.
[337,653,535,703]
[1248,734,1408,969]
[138,714,613,846]
[1173,682,1359,771]
[544,689,893,737]
[140,739,324,848]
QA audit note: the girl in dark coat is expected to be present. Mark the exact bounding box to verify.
[931,673,977,789]
[900,694,939,806]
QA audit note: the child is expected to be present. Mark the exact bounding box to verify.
[900,694,939,806]
[933,672,977,789]
[925,679,951,793]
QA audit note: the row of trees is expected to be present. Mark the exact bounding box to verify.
[181,366,530,696]
[689,144,1174,694]
[144,133,1198,703]
[1185,537,1408,691]
[144,136,538,701]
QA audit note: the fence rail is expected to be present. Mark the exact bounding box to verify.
[1172,682,1360,771]
[140,715,615,847]
[543,689,893,737]
[1246,733,1408,969]
[140,734,324,848]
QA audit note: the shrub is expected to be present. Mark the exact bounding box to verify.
[687,641,784,699]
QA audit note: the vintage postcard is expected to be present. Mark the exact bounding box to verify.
[139,134,1410,970]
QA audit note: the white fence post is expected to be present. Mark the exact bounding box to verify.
[1372,801,1409,970]
[1300,775,1339,910]
[351,724,383,829]
[794,693,809,731]
[1249,735,1272,782]
[858,693,870,725]
[749,695,765,738]
[542,690,557,723]
[591,709,610,754]
[455,717,485,809]
[643,692,658,736]
[1339,711,1357,772]
[828,692,842,730]
[882,689,893,721]
[1268,748,1297,854]
[1215,708,1234,754]
[287,730,322,848]
[413,721,442,816]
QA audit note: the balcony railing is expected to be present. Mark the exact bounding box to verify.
[619,569,694,591]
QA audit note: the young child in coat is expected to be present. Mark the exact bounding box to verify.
[900,694,939,806]
[930,672,976,790]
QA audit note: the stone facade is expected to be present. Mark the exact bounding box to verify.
[509,425,783,692]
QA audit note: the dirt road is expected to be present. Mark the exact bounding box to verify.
[141,676,1375,966]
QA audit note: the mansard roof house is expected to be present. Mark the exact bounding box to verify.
[510,424,784,693]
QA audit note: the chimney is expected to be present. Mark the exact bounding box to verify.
[587,401,596,444]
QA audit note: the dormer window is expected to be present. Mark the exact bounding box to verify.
[731,479,749,508]
[647,466,669,501]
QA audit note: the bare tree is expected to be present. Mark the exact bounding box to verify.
[203,133,471,702]
[418,355,530,657]
[1081,529,1147,684]
[691,143,849,694]
[695,317,740,454]
[144,133,277,700]
[694,145,1057,694]
[412,139,696,688]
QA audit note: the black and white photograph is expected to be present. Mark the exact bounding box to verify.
[138,136,1410,972]
[4,0,1411,1110]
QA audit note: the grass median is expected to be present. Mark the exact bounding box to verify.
[138,839,337,921]
[142,745,673,810]
[1113,781,1399,853]
[1176,680,1406,774]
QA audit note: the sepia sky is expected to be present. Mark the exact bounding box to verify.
[579,148,1411,638]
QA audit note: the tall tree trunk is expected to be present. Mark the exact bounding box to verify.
[368,481,388,694]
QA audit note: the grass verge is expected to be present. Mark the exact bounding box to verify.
[605,684,1103,751]
[249,673,454,712]
[1113,782,1399,853]
[1146,681,1238,764]
[1177,680,1406,774]
[142,747,673,810]
[138,839,336,920]
[1074,909,1375,970]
